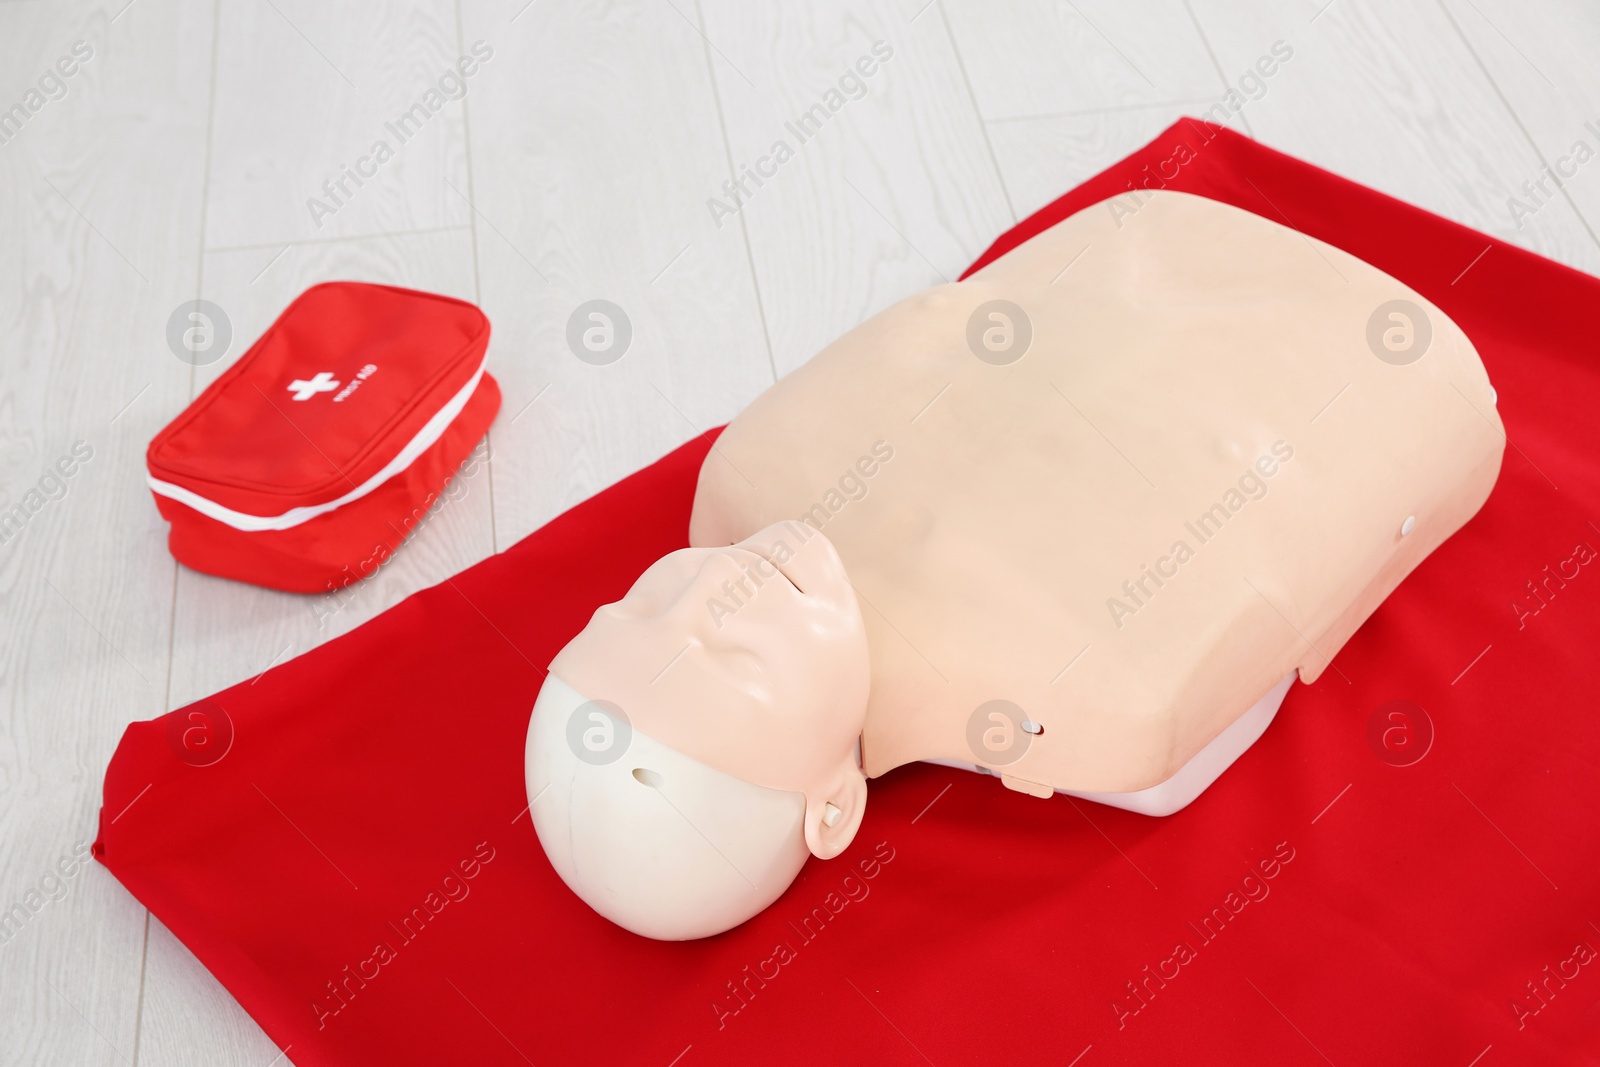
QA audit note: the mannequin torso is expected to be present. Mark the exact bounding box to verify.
[686,190,1502,797]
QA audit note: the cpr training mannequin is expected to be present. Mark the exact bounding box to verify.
[525,190,1505,940]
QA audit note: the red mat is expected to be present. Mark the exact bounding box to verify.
[97,119,1600,1066]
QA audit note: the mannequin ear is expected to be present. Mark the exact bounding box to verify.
[802,763,868,860]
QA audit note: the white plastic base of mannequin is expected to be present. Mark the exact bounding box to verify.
[929,672,1297,817]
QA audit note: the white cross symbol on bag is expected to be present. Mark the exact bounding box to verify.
[287,372,341,401]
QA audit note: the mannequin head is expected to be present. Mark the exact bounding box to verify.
[526,521,871,939]
[525,675,812,940]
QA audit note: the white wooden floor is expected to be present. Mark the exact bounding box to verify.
[2,0,1598,1062]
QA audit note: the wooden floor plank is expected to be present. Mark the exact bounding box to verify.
[699,0,1015,377]
[205,0,470,249]
[1440,0,1600,254]
[1184,0,1600,275]
[0,1,216,1064]
[941,0,1221,120]
[986,100,1249,222]
[459,0,773,547]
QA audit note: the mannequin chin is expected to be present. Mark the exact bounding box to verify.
[526,676,811,941]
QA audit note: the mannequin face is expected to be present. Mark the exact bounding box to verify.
[531,522,872,938]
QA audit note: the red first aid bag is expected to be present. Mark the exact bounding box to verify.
[146,282,500,593]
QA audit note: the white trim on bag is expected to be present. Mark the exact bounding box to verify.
[148,361,488,533]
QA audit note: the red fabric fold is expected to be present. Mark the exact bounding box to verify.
[98,120,1600,1066]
